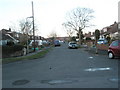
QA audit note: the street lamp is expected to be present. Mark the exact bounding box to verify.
[32,1,35,52]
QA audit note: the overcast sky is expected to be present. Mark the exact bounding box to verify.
[0,0,119,38]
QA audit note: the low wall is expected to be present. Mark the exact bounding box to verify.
[97,44,109,50]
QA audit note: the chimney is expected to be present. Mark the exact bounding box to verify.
[9,28,11,32]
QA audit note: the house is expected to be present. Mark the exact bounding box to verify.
[0,29,19,45]
[56,37,69,41]
[118,22,120,39]
[100,22,119,40]
[0,33,13,45]
[84,32,95,40]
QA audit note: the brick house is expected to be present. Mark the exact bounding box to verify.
[101,22,119,40]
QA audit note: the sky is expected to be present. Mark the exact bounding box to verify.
[0,0,119,38]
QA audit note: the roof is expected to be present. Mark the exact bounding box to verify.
[0,30,15,40]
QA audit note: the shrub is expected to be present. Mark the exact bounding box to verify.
[6,41,14,46]
[2,44,24,58]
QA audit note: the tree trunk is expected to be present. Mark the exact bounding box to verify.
[95,39,98,54]
[78,28,82,46]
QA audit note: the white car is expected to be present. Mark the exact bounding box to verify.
[97,39,108,44]
[68,42,78,49]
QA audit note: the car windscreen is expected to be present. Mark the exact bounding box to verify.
[70,43,76,44]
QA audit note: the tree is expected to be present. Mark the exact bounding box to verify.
[71,36,76,41]
[106,35,111,45]
[18,19,33,52]
[63,7,94,45]
[86,37,92,41]
[19,19,38,53]
[86,37,92,50]
[19,19,39,43]
[62,23,74,41]
[19,19,33,35]
[76,31,84,44]
[95,29,100,54]
[48,31,58,41]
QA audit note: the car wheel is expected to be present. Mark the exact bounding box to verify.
[108,52,114,59]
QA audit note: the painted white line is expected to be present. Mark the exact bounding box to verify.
[84,67,111,72]
[88,57,93,59]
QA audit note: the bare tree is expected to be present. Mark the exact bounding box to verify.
[62,23,74,41]
[63,7,94,45]
[19,19,33,35]
[19,19,38,53]
[48,31,58,40]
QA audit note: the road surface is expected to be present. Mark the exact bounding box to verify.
[2,43,119,88]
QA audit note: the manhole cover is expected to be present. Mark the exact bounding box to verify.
[41,80,78,85]
[12,79,30,85]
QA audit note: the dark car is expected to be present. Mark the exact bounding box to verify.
[54,40,61,47]
[68,42,78,49]
[108,40,120,59]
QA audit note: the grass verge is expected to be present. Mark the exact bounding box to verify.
[2,47,52,64]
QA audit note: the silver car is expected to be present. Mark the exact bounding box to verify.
[68,42,78,49]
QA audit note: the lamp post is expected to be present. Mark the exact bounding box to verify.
[32,1,35,52]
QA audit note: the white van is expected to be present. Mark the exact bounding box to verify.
[29,40,43,46]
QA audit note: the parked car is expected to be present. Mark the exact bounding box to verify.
[97,39,108,44]
[68,42,78,49]
[54,40,61,47]
[108,40,120,59]
[29,40,43,46]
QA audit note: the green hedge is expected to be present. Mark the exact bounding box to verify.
[2,44,24,54]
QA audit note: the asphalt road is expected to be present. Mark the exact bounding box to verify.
[2,43,119,88]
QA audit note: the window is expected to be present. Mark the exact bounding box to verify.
[111,41,118,46]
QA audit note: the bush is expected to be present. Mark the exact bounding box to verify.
[2,44,24,58]
[6,41,14,46]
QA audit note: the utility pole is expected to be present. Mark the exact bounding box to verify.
[32,1,35,52]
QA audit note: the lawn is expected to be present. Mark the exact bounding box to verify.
[2,47,52,64]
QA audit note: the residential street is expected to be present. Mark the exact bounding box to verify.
[2,43,119,88]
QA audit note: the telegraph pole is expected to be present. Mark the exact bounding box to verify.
[32,1,35,52]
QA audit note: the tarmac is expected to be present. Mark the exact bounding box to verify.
[25,46,108,57]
